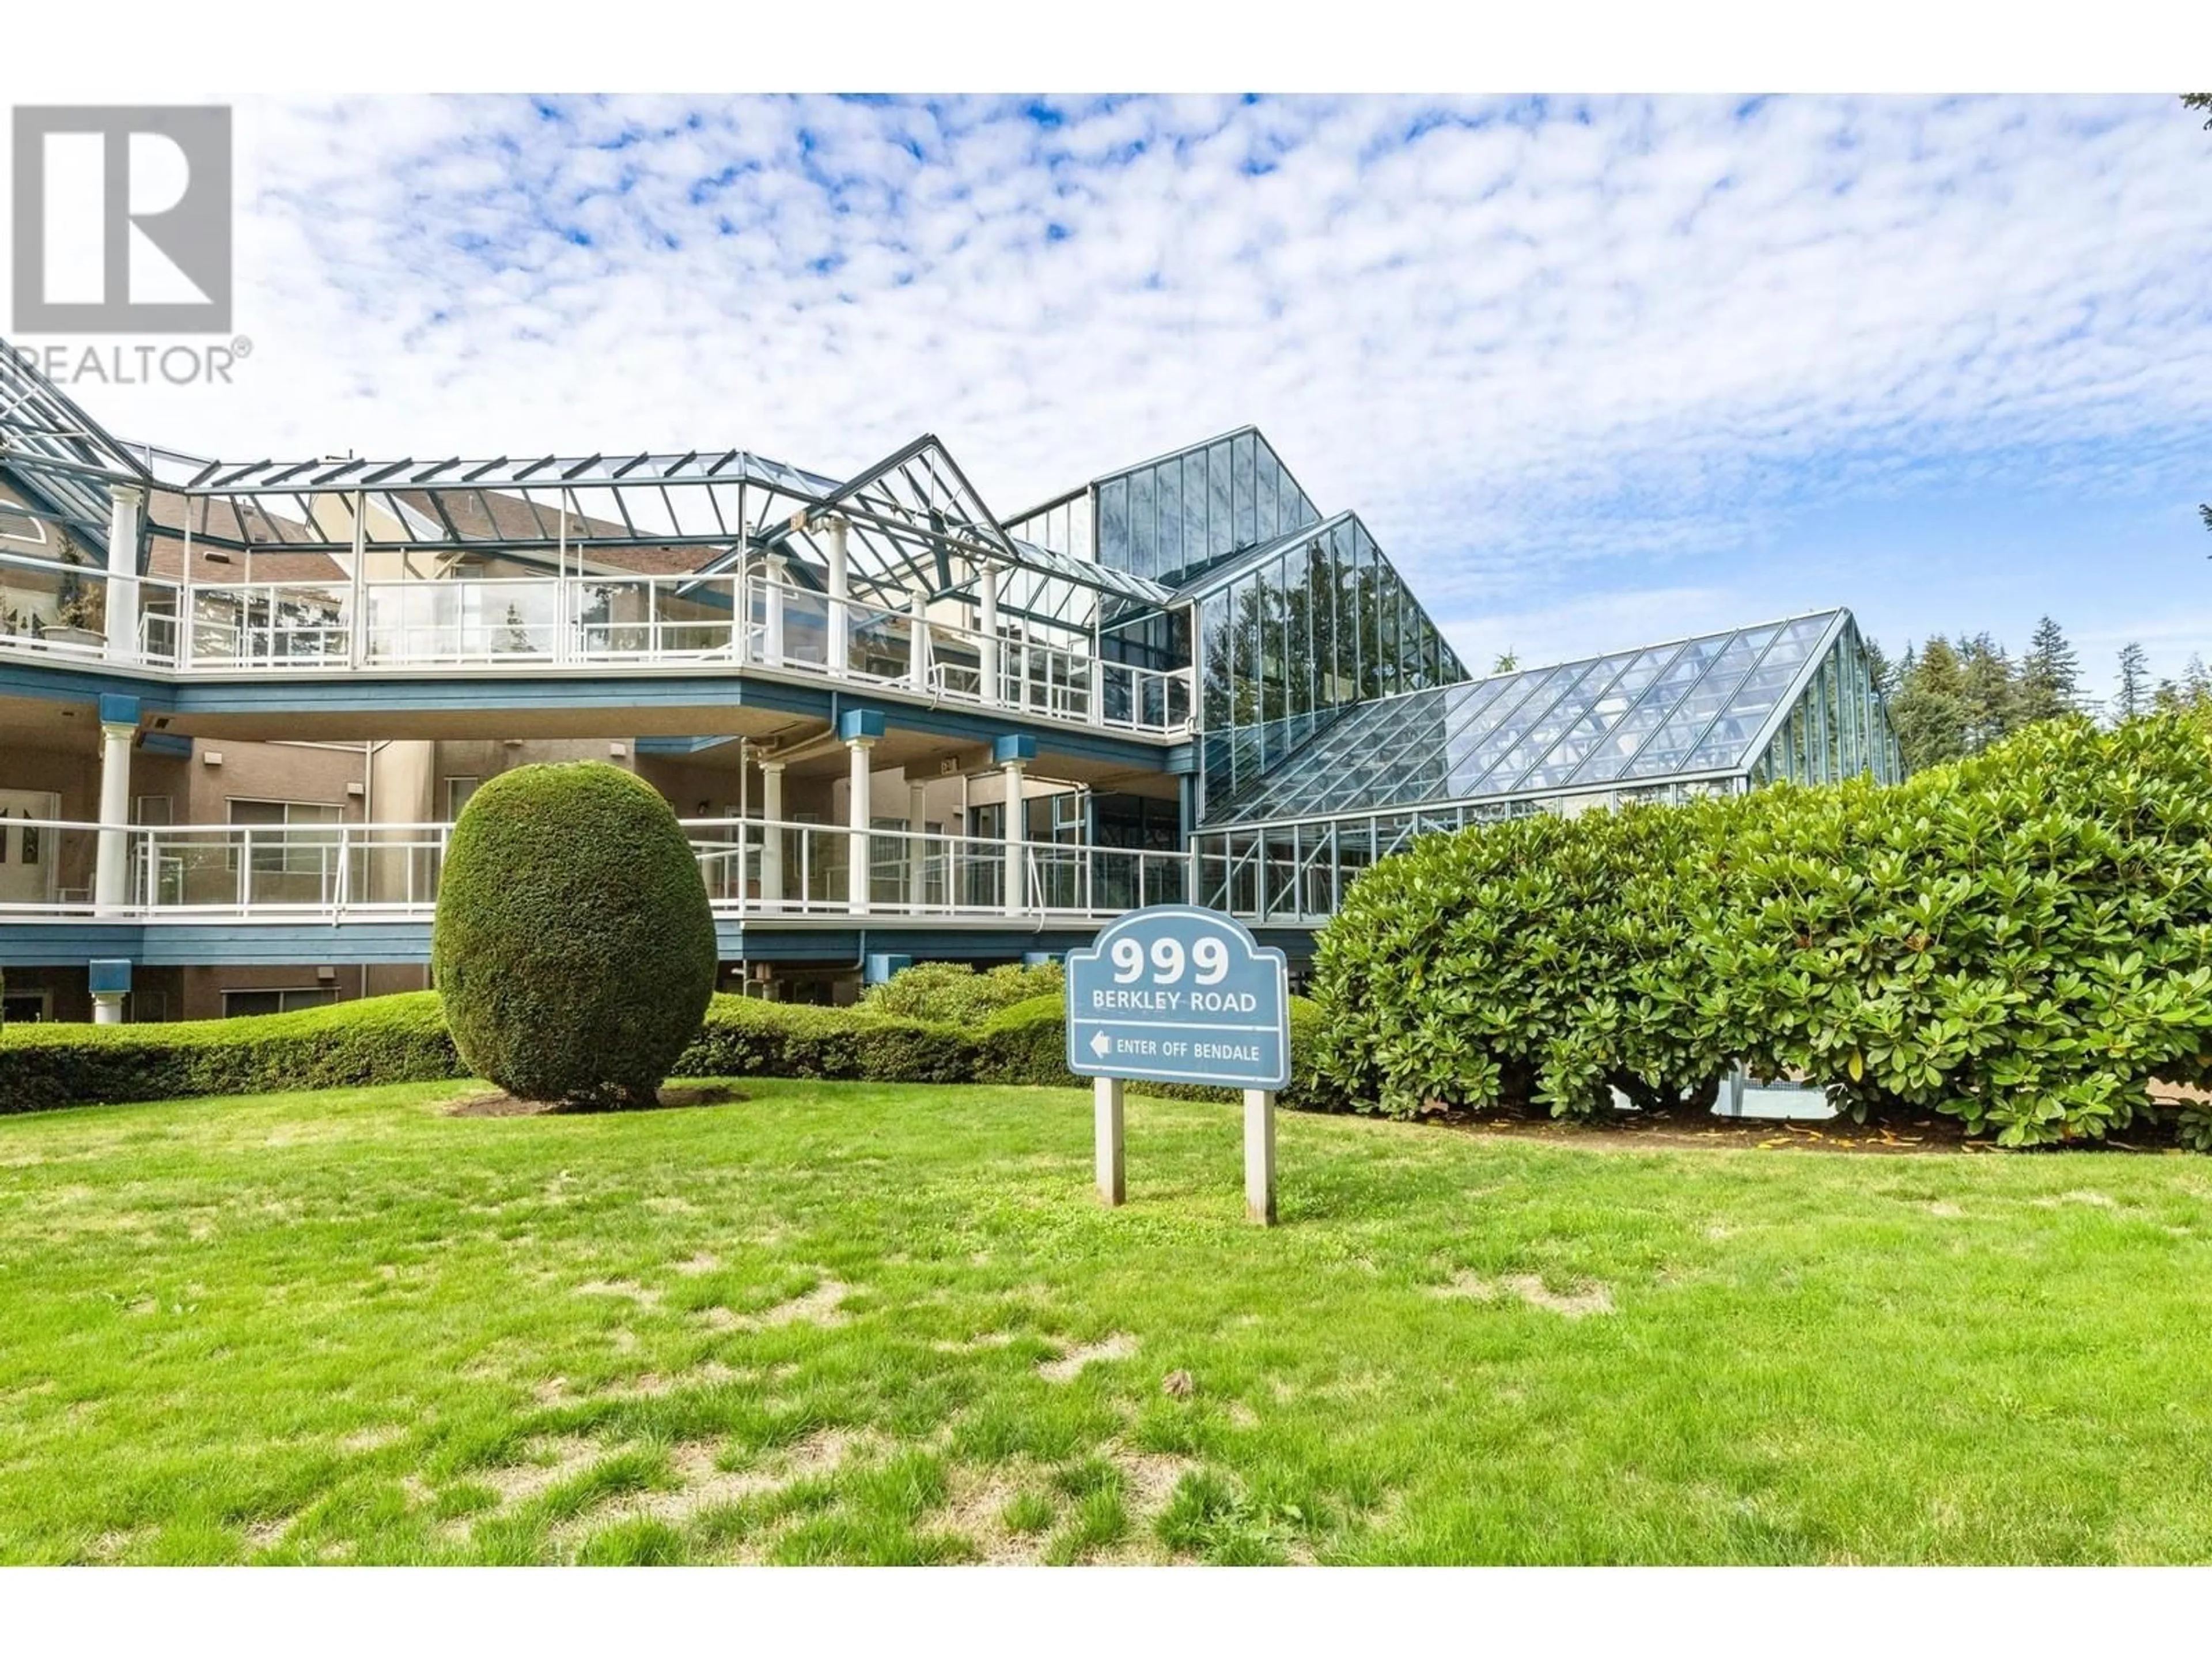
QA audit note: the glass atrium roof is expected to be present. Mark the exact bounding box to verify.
[1205,611,1850,825]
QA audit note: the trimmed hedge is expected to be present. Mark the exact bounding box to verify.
[1311,714,2212,1149]
[0,988,1339,1115]
[859,959,1065,1025]
[433,762,717,1107]
[0,992,463,1113]
[674,995,976,1084]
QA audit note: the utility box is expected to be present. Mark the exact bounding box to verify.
[1719,1067,1834,1121]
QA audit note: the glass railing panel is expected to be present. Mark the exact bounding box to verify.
[0,552,110,656]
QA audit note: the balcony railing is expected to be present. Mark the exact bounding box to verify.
[0,551,1195,737]
[0,817,1192,926]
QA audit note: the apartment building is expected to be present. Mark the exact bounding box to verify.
[0,342,1902,1022]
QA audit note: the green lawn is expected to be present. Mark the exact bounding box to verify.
[2,1080,2210,1565]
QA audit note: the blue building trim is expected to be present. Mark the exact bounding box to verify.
[0,659,176,710]
[0,659,1173,772]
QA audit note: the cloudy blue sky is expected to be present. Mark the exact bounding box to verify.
[36,93,2212,700]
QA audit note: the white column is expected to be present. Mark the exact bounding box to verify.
[758,759,785,905]
[348,488,367,668]
[94,718,134,914]
[1002,752,1025,917]
[1244,1088,1277,1226]
[907,779,929,910]
[1095,1076,1126,1206]
[978,565,1000,706]
[846,732,876,914]
[177,505,195,669]
[825,516,850,676]
[93,991,126,1025]
[908,589,930,695]
[554,487,574,667]
[762,555,787,665]
[104,485,145,665]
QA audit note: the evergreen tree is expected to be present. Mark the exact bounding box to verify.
[2115,641,2149,722]
[1861,634,1897,700]
[1889,635,1968,771]
[2016,615,2081,724]
[1490,650,1519,675]
[1957,632,2018,752]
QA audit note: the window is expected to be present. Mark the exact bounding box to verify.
[228,798,343,884]
[222,987,338,1018]
[0,503,48,545]
[444,777,480,821]
[230,799,344,827]
[2,989,50,1023]
[132,795,173,826]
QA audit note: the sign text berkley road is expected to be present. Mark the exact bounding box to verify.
[1065,906,1290,1091]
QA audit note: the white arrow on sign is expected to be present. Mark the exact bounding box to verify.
[1089,1029,1113,1058]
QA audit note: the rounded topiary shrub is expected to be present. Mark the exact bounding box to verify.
[431,762,717,1107]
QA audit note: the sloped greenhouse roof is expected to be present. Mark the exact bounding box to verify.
[1204,609,1851,825]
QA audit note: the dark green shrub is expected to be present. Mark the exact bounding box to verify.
[676,995,974,1084]
[1310,802,1733,1120]
[1308,713,2212,1149]
[975,994,1078,1087]
[431,763,717,1107]
[861,959,1065,1025]
[1696,716,2212,1145]
[0,992,462,1112]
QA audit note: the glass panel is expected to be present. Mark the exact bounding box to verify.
[1232,432,1256,549]
[1512,650,1649,790]
[1154,460,1181,581]
[1128,467,1155,585]
[1334,525,1361,702]
[1230,579,1257,731]
[1676,628,1817,772]
[1181,453,1207,577]
[1376,563,1402,695]
[1259,558,1286,725]
[1453,660,1599,796]
[1622,628,1778,781]
[1286,546,1312,721]
[1207,444,1231,563]
[1098,478,1128,570]
[1200,590,1232,730]
[1566,633,1734,785]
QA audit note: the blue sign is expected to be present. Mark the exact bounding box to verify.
[1066,906,1290,1090]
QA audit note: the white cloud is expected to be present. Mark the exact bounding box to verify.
[20,93,2212,675]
